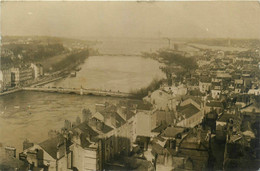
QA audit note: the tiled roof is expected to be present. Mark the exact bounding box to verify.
[206,101,223,108]
[74,121,99,137]
[161,127,184,138]
[178,104,200,118]
[217,114,234,122]
[182,96,203,105]
[39,135,64,159]
[151,123,168,133]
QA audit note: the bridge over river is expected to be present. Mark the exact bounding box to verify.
[22,86,136,98]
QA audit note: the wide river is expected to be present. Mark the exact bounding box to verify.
[46,55,164,92]
[0,38,166,152]
[0,92,122,152]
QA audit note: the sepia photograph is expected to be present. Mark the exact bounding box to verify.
[0,1,260,170]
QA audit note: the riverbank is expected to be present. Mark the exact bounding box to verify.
[130,78,164,99]
[0,88,22,96]
[0,74,68,97]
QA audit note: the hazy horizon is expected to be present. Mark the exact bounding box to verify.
[1,1,260,39]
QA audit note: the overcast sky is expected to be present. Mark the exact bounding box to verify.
[1,1,260,39]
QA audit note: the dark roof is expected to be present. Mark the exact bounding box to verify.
[217,114,234,122]
[117,100,152,111]
[136,102,153,110]
[39,135,64,159]
[206,101,223,108]
[161,127,184,138]
[151,123,168,133]
[125,110,135,120]
[151,143,164,155]
[73,121,99,138]
[178,104,200,118]
[99,111,126,128]
[207,112,218,119]
[89,118,114,134]
[188,89,204,96]
[200,77,211,83]
[80,133,92,148]
[182,96,202,105]
[102,124,114,133]
[112,112,126,128]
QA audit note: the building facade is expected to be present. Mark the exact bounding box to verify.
[11,67,33,86]
[31,63,44,79]
[0,69,11,91]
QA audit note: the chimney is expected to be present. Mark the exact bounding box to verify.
[23,139,34,151]
[5,146,16,158]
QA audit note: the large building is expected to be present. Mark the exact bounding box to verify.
[99,111,152,162]
[0,69,11,91]
[11,67,33,86]
[31,63,44,79]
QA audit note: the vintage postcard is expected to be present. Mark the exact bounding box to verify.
[0,1,260,170]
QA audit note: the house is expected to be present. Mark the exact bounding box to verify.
[211,82,222,99]
[199,77,211,93]
[177,128,211,171]
[100,111,152,162]
[154,127,210,171]
[216,114,235,141]
[204,111,218,133]
[151,110,176,130]
[143,89,177,110]
[11,67,33,86]
[241,121,255,140]
[21,135,65,171]
[205,100,224,114]
[163,84,188,97]
[176,103,203,128]
[180,96,203,110]
[20,119,109,171]
[161,126,184,139]
[211,89,221,99]
[248,88,260,95]
[0,146,25,170]
[68,121,103,171]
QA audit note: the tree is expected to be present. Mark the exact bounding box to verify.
[82,108,92,122]
[64,119,71,130]
[76,116,81,125]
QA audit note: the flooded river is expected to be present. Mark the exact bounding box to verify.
[0,91,122,152]
[0,38,166,152]
[46,55,164,92]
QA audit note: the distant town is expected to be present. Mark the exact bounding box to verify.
[1,36,260,171]
[0,36,99,95]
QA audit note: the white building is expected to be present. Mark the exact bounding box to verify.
[31,63,44,79]
[0,69,11,91]
[143,89,177,110]
[11,67,33,86]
